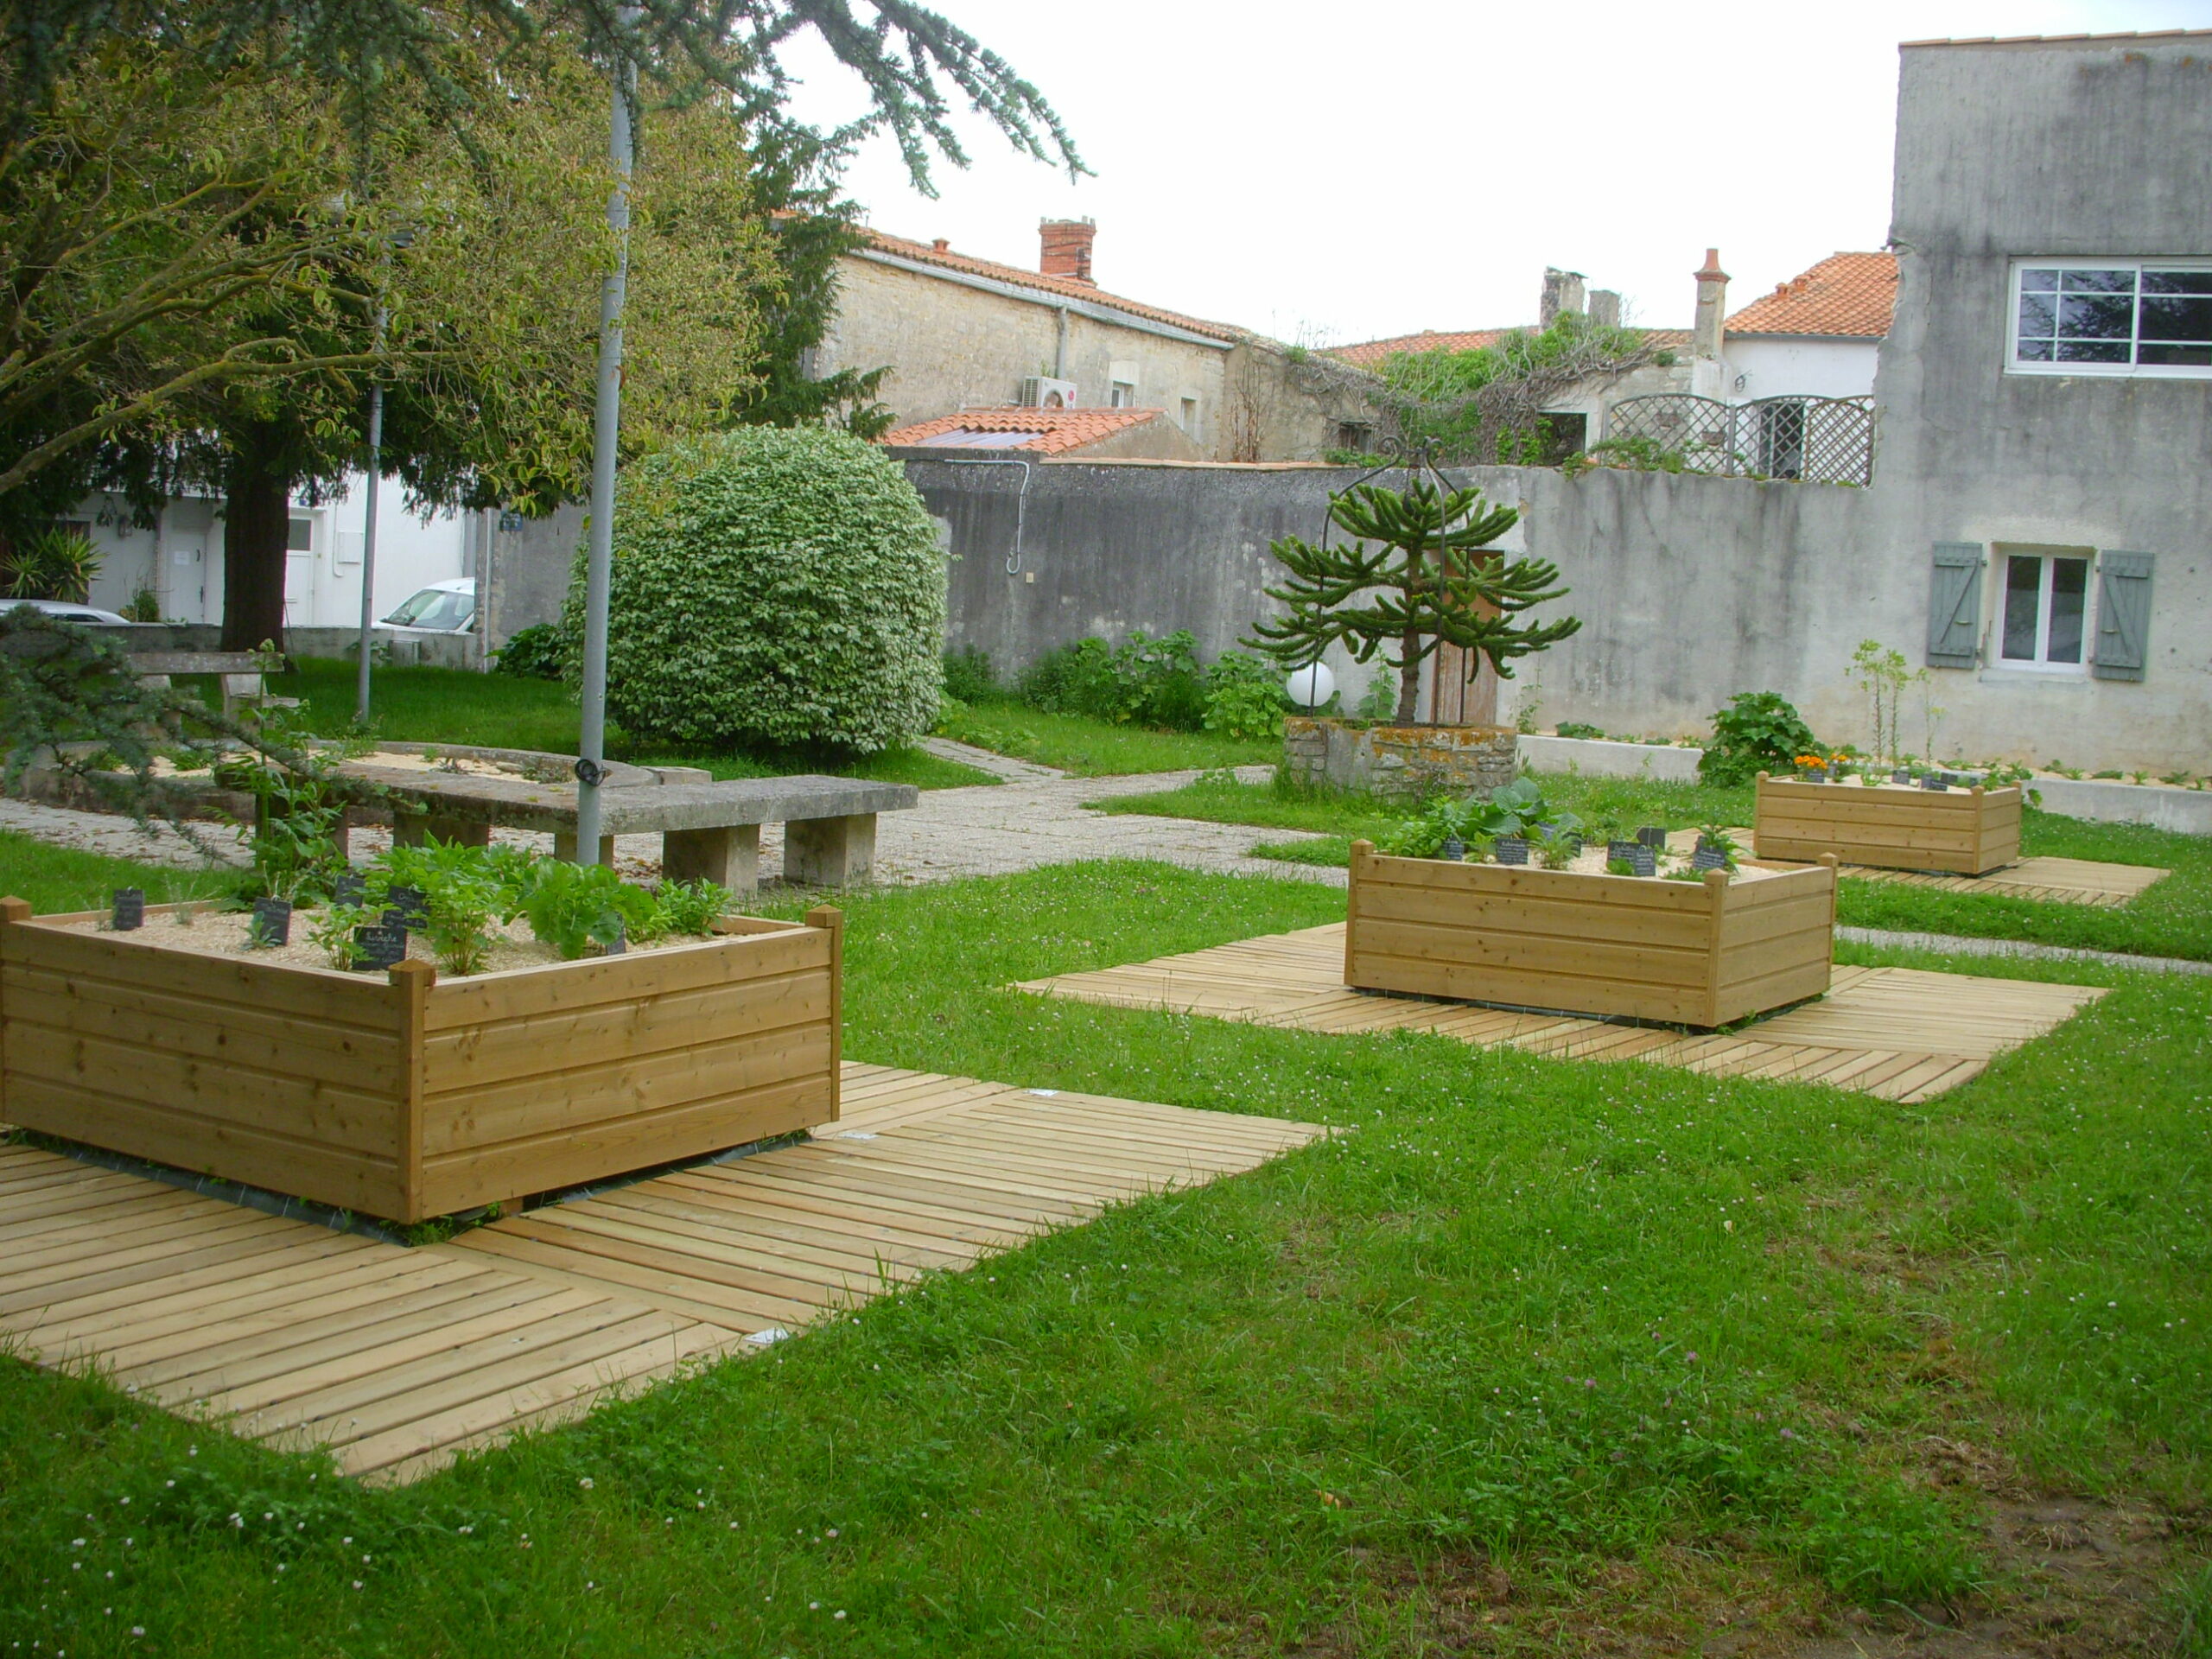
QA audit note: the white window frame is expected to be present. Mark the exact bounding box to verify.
[1993,544,2095,675]
[2006,258,2212,379]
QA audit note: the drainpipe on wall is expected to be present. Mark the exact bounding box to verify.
[1691,247,1729,400]
[1053,305,1069,381]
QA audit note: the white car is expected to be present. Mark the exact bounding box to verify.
[380,579,476,637]
[5,598,137,626]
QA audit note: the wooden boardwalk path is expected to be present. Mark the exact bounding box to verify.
[1020,924,2104,1103]
[0,1065,1324,1485]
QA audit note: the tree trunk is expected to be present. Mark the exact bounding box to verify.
[220,428,290,652]
[1395,634,1421,724]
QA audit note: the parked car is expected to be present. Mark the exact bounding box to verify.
[3,598,137,626]
[380,579,476,637]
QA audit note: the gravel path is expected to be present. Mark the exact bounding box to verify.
[10,749,2198,979]
[1,752,1342,890]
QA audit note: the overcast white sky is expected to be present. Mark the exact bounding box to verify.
[782,1,2212,346]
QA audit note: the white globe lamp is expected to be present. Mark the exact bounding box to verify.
[1286,662,1335,710]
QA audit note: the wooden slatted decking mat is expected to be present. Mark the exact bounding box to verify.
[1676,831,2165,909]
[1838,855,2168,908]
[0,1065,1324,1485]
[1020,924,2105,1103]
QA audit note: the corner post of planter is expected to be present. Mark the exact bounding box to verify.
[1344,841,1373,988]
[0,898,25,1087]
[807,906,844,1122]
[388,958,437,1224]
[1818,852,1840,943]
[1700,868,1732,1027]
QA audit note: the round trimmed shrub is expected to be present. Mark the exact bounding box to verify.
[581,428,945,753]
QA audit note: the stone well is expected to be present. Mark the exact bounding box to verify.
[1282,717,1518,800]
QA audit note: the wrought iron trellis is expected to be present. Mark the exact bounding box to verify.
[1604,394,1877,486]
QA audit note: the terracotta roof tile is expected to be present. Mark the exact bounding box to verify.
[1724,251,1897,339]
[1330,324,1691,368]
[880,406,1173,455]
[858,228,1242,344]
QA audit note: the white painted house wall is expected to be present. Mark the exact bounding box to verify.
[75,473,475,630]
[1721,337,1880,400]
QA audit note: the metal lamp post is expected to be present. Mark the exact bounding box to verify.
[572,22,639,862]
[353,304,385,725]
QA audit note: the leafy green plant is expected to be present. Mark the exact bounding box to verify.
[1354,668,1397,721]
[119,582,162,622]
[1201,651,1287,743]
[651,877,734,938]
[226,747,350,903]
[0,526,101,601]
[519,858,656,959]
[1555,720,1603,741]
[1700,691,1819,787]
[379,837,510,976]
[307,899,376,970]
[580,427,945,754]
[491,621,567,680]
[1696,823,1741,869]
[941,645,999,703]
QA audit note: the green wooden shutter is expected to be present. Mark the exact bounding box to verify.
[2091,551,2153,681]
[1925,543,1983,668]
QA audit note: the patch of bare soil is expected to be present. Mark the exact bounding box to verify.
[1238,1495,2196,1657]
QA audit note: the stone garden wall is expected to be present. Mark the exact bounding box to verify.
[1283,719,1517,801]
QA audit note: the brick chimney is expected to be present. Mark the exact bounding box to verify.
[1539,267,1586,327]
[1039,218,1096,284]
[1691,248,1730,395]
[1588,289,1621,329]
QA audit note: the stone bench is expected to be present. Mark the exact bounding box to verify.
[126,651,296,720]
[358,762,917,892]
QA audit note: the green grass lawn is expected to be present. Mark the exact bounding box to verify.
[4,854,2208,1653]
[264,658,996,790]
[934,697,1279,775]
[1098,772,2212,962]
[0,830,233,913]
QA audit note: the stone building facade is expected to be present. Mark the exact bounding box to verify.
[814,220,1373,463]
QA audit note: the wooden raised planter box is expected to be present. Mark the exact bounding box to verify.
[0,899,842,1224]
[1753,772,2020,875]
[1345,842,1836,1027]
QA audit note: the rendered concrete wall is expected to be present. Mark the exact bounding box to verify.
[1867,35,2212,771]
[914,448,2207,773]
[1722,338,1879,400]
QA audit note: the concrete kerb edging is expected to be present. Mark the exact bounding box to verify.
[1515,734,2210,835]
[1516,733,1704,784]
[2026,776,2212,836]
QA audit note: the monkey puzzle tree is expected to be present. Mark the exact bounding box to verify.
[1248,473,1581,725]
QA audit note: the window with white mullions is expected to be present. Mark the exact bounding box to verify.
[2011,260,2212,376]
[1999,550,2090,669]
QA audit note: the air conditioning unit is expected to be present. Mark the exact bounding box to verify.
[1018,376,1078,409]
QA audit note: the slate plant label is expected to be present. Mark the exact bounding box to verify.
[386,886,429,931]
[249,896,293,949]
[1691,845,1730,872]
[1636,826,1667,849]
[1892,767,1912,785]
[1922,775,1949,791]
[1607,839,1640,865]
[1629,844,1657,877]
[333,871,366,907]
[1440,835,1466,862]
[111,888,144,931]
[1492,836,1528,865]
[352,924,408,971]
[601,921,626,957]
